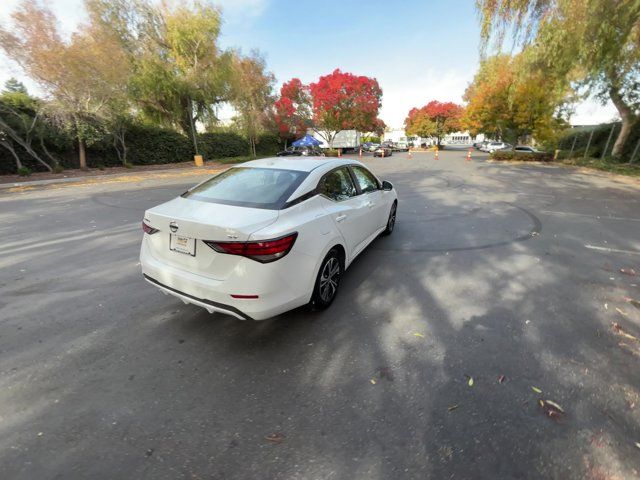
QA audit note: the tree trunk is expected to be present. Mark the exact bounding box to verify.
[40,136,60,168]
[0,139,23,170]
[0,119,52,171]
[78,137,87,170]
[187,99,199,156]
[609,85,636,158]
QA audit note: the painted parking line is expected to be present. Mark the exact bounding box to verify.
[542,210,640,223]
[584,244,640,256]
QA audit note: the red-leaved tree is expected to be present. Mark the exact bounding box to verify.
[273,78,311,146]
[308,69,383,147]
[405,101,463,147]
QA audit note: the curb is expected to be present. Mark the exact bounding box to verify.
[0,166,223,190]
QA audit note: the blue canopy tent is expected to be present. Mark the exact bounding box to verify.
[291,134,321,147]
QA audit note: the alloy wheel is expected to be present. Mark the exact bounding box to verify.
[319,257,340,302]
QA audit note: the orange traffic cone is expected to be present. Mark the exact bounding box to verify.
[434,147,439,160]
[466,148,472,161]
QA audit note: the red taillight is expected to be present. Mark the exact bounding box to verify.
[204,233,298,263]
[142,221,159,235]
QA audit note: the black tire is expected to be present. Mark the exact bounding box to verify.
[383,201,397,235]
[309,249,342,310]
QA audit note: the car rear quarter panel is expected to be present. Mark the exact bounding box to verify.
[249,196,345,302]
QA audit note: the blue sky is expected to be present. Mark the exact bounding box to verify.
[0,0,617,127]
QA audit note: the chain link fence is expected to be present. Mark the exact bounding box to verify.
[555,122,640,163]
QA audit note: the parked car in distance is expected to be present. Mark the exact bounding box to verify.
[486,141,510,153]
[140,157,398,321]
[474,141,488,150]
[373,146,393,157]
[276,146,324,157]
[359,142,375,151]
[367,143,380,152]
[394,142,409,151]
[514,145,542,153]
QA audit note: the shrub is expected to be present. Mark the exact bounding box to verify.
[324,149,340,157]
[557,122,640,161]
[126,125,193,165]
[255,133,281,156]
[17,166,32,176]
[198,132,249,159]
[490,150,553,162]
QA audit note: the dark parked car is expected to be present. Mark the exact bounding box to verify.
[373,146,393,157]
[514,145,542,153]
[276,146,324,157]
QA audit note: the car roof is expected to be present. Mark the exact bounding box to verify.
[240,156,356,172]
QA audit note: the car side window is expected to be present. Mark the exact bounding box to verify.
[351,166,379,194]
[320,167,357,201]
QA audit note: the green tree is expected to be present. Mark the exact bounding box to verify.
[230,52,275,157]
[0,0,131,169]
[0,82,56,171]
[89,0,233,156]
[476,0,640,158]
[4,78,27,94]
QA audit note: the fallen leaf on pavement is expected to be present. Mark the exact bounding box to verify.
[540,399,565,419]
[612,322,640,342]
[616,307,628,317]
[531,386,543,394]
[498,375,506,383]
[448,405,458,412]
[629,299,640,310]
[465,375,474,387]
[413,332,425,338]
[370,378,377,385]
[635,442,640,450]
[544,400,565,413]
[265,433,285,444]
[604,303,608,310]
[620,268,637,277]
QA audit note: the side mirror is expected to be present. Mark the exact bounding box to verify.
[382,180,393,191]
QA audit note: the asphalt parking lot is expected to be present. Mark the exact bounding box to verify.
[1,149,640,479]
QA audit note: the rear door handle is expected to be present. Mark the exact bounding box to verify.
[336,214,347,222]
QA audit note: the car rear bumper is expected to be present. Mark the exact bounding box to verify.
[143,274,253,320]
[140,239,310,320]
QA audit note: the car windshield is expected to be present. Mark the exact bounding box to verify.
[182,167,308,210]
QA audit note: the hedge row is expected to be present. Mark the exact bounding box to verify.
[490,150,554,162]
[0,125,282,174]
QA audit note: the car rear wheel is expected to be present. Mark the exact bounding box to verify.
[310,249,342,310]
[383,201,397,235]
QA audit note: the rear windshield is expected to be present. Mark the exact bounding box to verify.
[182,167,308,210]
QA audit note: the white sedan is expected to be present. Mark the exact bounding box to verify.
[140,157,398,320]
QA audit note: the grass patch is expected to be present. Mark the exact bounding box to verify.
[560,157,640,177]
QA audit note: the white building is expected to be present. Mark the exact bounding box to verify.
[384,128,484,146]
